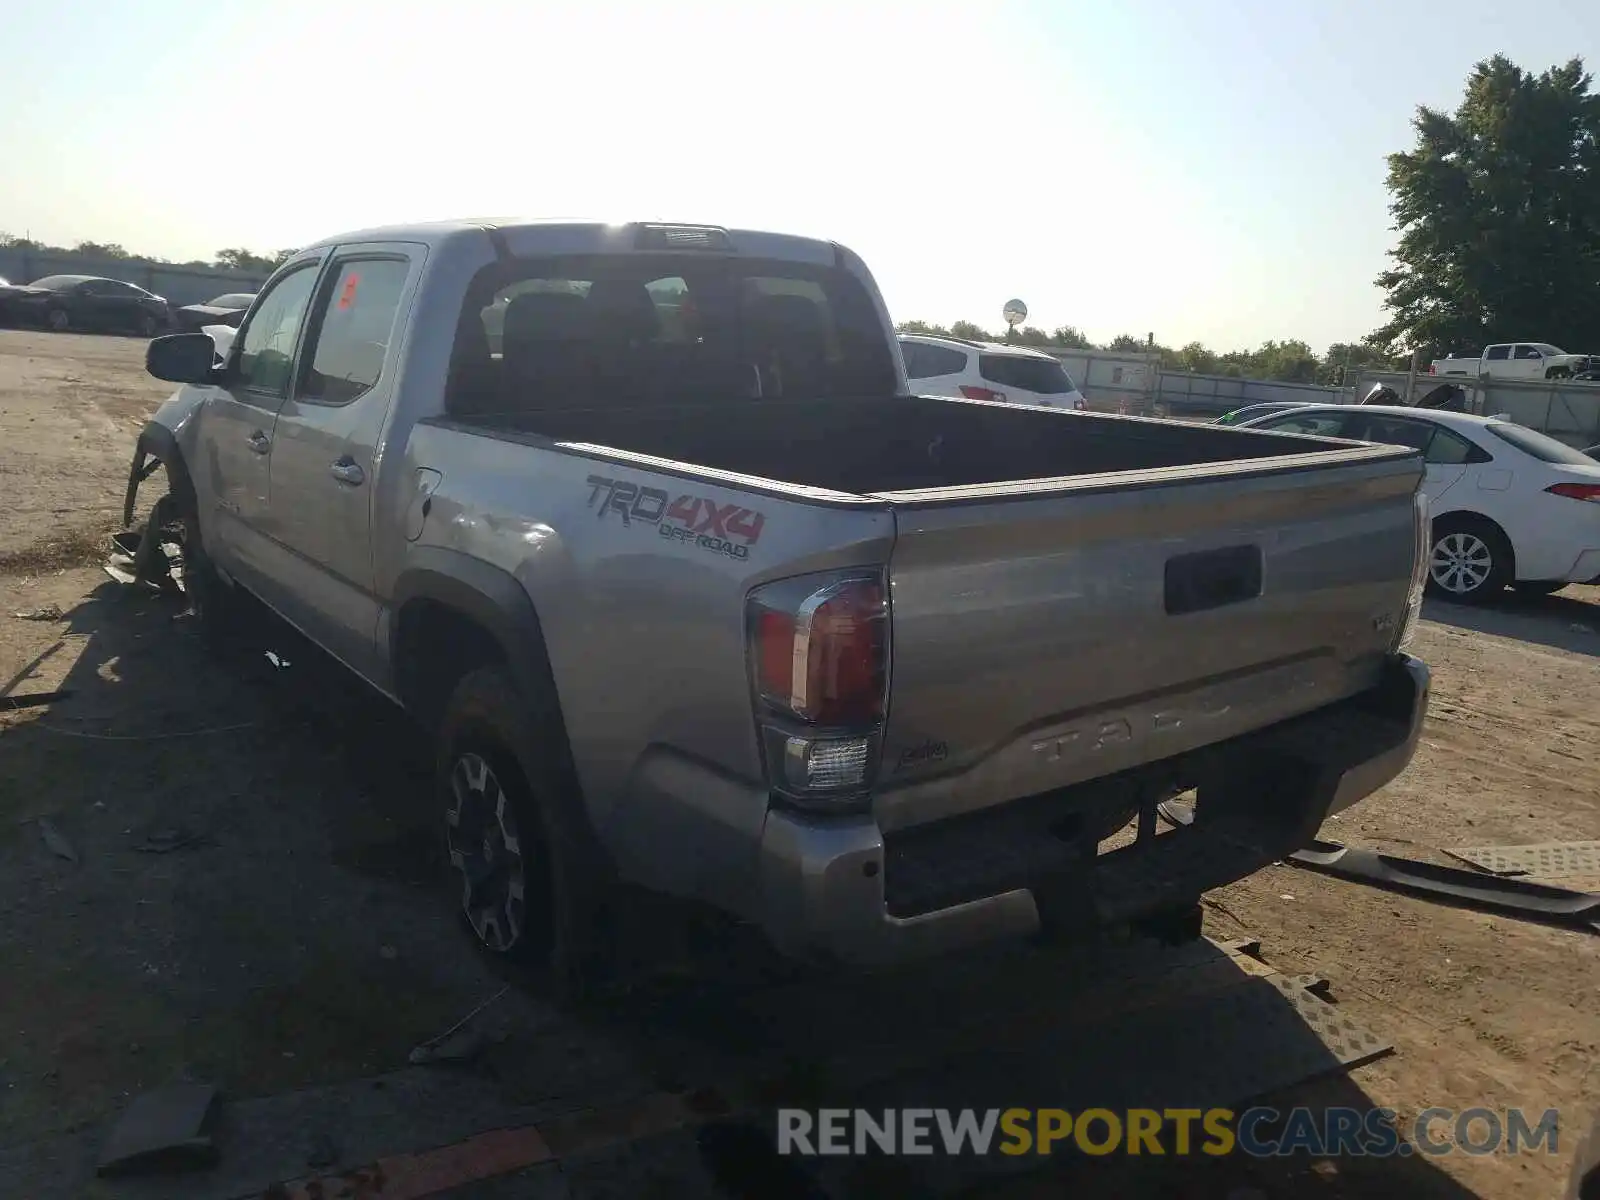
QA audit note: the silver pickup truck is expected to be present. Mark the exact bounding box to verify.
[115,219,1431,992]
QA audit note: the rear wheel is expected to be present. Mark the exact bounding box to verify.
[1425,517,1512,604]
[437,666,610,1000]
[46,307,70,332]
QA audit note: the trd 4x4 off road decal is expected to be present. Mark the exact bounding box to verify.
[585,475,766,561]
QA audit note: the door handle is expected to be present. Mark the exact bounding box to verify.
[329,460,365,486]
[246,431,270,454]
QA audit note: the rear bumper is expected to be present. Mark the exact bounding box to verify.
[756,653,1430,967]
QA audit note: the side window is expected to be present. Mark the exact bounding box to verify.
[1259,413,1348,437]
[1513,344,1542,360]
[914,345,967,377]
[300,259,410,405]
[899,342,926,377]
[236,266,321,396]
[643,276,691,342]
[1361,417,1435,452]
[1485,345,1511,361]
[1425,427,1488,465]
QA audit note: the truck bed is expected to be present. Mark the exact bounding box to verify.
[451,393,1372,496]
[446,392,1423,839]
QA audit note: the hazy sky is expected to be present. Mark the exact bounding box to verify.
[0,0,1593,350]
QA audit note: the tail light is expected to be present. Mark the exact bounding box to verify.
[1546,482,1600,503]
[747,571,889,811]
[1427,364,1436,375]
[959,385,1006,403]
[1394,489,1429,654]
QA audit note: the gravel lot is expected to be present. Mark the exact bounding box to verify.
[0,329,1596,1198]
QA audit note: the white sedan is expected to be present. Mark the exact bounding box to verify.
[1236,404,1600,604]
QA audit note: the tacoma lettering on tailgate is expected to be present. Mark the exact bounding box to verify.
[585,475,766,561]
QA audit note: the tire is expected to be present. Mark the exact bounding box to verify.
[436,665,609,1000]
[138,313,159,338]
[1512,580,1566,598]
[46,307,70,332]
[1425,516,1512,604]
[158,482,243,645]
[1546,366,1572,380]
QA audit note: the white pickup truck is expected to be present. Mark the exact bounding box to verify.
[1431,343,1596,381]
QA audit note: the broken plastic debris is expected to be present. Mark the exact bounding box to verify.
[134,828,211,854]
[38,818,77,863]
[11,604,64,621]
[96,1083,218,1178]
[265,651,291,669]
[407,984,509,1066]
[408,1028,489,1065]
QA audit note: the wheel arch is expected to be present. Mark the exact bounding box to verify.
[123,420,198,527]
[390,549,570,739]
[1430,508,1517,579]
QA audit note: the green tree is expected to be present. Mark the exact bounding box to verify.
[214,247,298,273]
[73,241,130,258]
[949,320,991,341]
[1319,341,1401,385]
[1176,341,1217,373]
[1370,55,1600,358]
[1105,333,1147,352]
[1049,325,1093,349]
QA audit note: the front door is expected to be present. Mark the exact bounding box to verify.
[261,249,418,679]
[196,260,324,589]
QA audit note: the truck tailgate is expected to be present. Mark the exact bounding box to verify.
[871,446,1424,833]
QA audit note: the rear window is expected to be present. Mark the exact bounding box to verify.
[449,254,897,415]
[978,353,1075,395]
[902,341,967,379]
[1484,422,1596,465]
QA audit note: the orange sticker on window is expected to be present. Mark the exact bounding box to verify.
[337,273,361,310]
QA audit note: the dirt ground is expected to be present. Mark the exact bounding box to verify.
[0,329,1597,1199]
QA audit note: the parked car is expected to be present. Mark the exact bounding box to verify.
[170,292,256,333]
[1431,343,1597,381]
[113,218,1430,993]
[0,275,171,336]
[1213,401,1315,425]
[1236,404,1600,603]
[900,333,1087,410]
[1584,444,1600,461]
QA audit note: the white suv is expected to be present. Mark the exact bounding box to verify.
[899,333,1087,410]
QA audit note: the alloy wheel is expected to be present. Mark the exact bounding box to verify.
[445,751,528,953]
[1430,531,1493,596]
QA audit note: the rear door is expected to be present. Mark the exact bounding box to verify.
[1347,413,1471,507]
[260,246,419,677]
[872,447,1424,833]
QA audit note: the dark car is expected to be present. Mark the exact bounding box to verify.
[1584,444,1600,462]
[170,291,257,333]
[0,275,172,336]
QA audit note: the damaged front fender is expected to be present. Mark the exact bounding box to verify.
[122,391,207,527]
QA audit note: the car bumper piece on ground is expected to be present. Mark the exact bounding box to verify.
[757,654,1430,967]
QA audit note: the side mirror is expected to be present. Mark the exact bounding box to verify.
[146,332,220,384]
